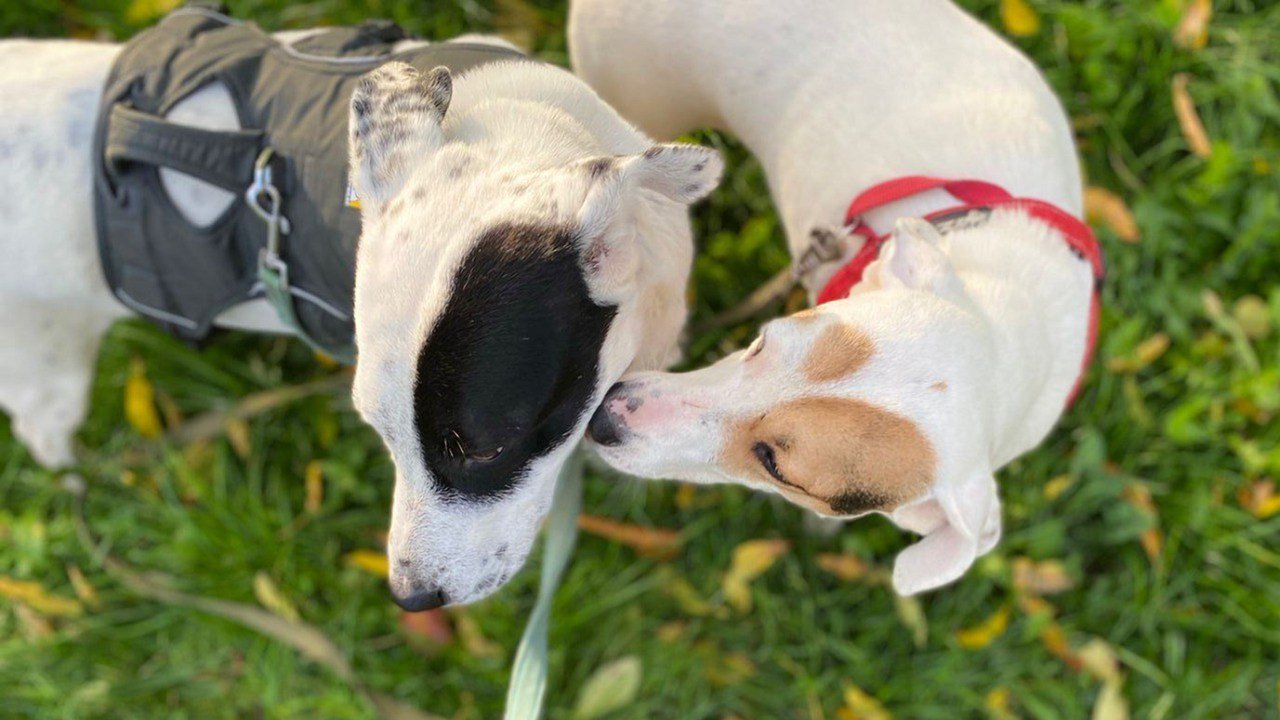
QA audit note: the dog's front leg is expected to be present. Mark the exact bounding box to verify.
[0,300,114,467]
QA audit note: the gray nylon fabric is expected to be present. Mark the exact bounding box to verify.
[93,7,526,354]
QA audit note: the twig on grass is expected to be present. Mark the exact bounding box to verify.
[166,372,353,445]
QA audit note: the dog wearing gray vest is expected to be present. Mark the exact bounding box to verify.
[0,16,722,609]
[570,0,1100,594]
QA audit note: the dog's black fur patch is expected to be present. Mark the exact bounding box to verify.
[414,222,616,498]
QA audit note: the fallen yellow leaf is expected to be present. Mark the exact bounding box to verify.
[656,621,686,643]
[1173,0,1212,50]
[1001,0,1041,37]
[1041,622,1082,670]
[1077,638,1123,683]
[703,650,757,687]
[1084,187,1141,243]
[984,687,1017,720]
[66,565,100,610]
[304,460,325,514]
[1107,333,1170,373]
[343,550,389,578]
[225,418,252,460]
[1172,74,1212,158]
[124,358,163,439]
[895,594,929,648]
[1239,480,1280,519]
[0,577,83,617]
[124,0,182,24]
[578,514,682,560]
[660,568,725,618]
[1122,484,1164,561]
[253,571,300,622]
[840,684,893,720]
[674,484,697,510]
[1233,295,1272,340]
[816,552,871,582]
[722,539,790,613]
[1044,474,1075,501]
[1093,678,1129,720]
[955,606,1011,649]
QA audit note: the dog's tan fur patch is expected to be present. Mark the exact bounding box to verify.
[724,397,934,516]
[802,324,874,384]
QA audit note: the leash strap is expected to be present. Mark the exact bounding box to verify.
[503,449,584,720]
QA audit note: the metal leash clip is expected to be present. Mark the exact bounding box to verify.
[793,224,852,284]
[246,147,292,283]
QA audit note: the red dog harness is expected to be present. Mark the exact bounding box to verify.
[815,176,1104,405]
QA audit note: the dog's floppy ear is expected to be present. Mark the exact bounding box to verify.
[868,218,962,296]
[890,469,1001,595]
[348,62,452,212]
[574,143,722,296]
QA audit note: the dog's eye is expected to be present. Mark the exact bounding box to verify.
[744,333,766,360]
[752,441,784,482]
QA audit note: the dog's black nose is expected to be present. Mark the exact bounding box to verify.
[391,585,447,612]
[587,383,628,447]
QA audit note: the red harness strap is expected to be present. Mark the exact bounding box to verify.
[816,176,1104,405]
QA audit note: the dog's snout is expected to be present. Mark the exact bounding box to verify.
[391,584,448,613]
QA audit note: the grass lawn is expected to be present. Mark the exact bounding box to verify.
[2,0,1278,718]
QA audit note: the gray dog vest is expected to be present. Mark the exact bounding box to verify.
[93,6,525,361]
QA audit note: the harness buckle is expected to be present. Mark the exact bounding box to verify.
[793,225,853,284]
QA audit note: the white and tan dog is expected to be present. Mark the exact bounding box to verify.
[570,0,1101,594]
[0,26,721,608]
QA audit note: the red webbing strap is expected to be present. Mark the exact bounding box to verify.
[816,176,1105,408]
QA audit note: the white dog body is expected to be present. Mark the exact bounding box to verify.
[571,0,1097,594]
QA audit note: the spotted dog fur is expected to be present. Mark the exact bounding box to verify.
[0,36,723,610]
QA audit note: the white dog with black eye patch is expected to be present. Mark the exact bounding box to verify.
[570,0,1102,595]
[0,30,721,609]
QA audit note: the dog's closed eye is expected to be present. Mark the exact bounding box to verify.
[752,440,785,483]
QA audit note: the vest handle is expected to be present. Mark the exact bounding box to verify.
[103,104,264,194]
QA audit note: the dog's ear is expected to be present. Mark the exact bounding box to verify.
[890,469,1001,596]
[868,218,962,296]
[574,143,722,296]
[348,62,452,212]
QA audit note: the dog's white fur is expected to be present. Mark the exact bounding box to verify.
[0,31,718,605]
[571,0,1093,594]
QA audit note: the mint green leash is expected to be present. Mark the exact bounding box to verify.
[503,449,584,719]
[248,147,356,365]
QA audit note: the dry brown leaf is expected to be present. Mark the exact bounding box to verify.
[450,608,502,660]
[14,603,54,640]
[66,565,100,610]
[1084,187,1141,243]
[1238,480,1280,519]
[577,514,682,560]
[1012,558,1076,595]
[722,539,790,613]
[1173,0,1212,50]
[816,552,871,582]
[400,609,453,652]
[955,606,1010,649]
[1107,333,1170,373]
[344,550,390,578]
[305,460,325,514]
[0,576,83,617]
[1122,484,1164,561]
[1040,622,1081,670]
[656,621,686,643]
[1172,74,1212,158]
